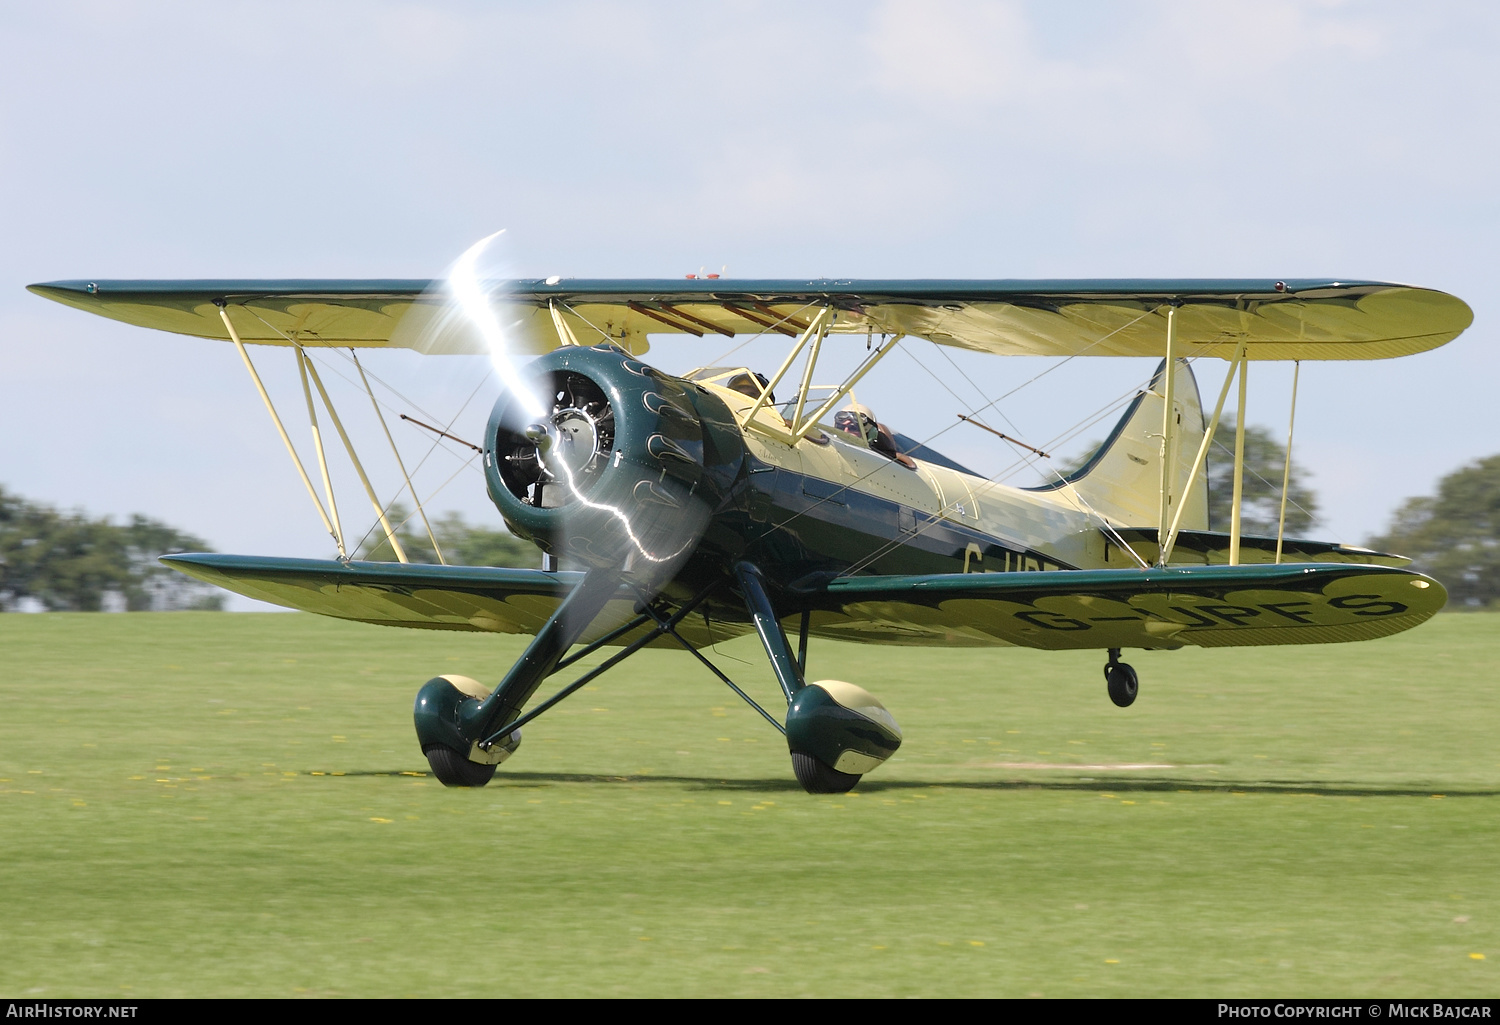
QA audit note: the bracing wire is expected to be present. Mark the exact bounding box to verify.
[1207,434,1323,531]
[836,374,1157,577]
[826,335,1234,577]
[238,308,496,558]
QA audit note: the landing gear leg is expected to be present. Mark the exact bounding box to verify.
[414,566,623,787]
[735,563,901,794]
[1104,648,1139,708]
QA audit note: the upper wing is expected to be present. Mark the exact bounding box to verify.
[795,562,1446,650]
[26,279,492,355]
[30,278,1471,361]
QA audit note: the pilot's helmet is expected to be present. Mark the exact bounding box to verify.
[834,403,880,446]
[726,372,774,404]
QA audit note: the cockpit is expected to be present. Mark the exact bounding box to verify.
[687,367,933,471]
[833,403,917,470]
[686,367,775,405]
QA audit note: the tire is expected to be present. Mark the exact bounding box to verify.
[1105,662,1139,708]
[791,751,861,794]
[424,745,498,787]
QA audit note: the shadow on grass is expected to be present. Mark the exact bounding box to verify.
[311,769,1498,799]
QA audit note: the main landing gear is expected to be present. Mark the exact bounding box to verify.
[1104,648,1139,708]
[411,561,903,795]
[791,752,860,794]
[425,742,499,787]
[737,563,903,794]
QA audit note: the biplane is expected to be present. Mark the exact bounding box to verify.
[29,275,1471,792]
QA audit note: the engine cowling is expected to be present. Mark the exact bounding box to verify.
[484,344,743,586]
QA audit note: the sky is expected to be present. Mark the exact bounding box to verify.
[3,1,1497,608]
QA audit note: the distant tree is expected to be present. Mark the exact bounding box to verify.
[1368,454,1500,607]
[1058,419,1318,535]
[1205,419,1318,536]
[356,504,540,568]
[119,515,226,610]
[0,485,223,611]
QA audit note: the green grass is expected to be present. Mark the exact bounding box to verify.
[0,611,1496,997]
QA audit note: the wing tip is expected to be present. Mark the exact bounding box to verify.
[27,281,93,301]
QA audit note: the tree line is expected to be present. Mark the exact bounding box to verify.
[1368,454,1500,608]
[0,486,224,611]
[354,503,540,567]
[1198,422,1500,607]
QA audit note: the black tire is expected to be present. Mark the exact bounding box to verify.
[791,751,861,794]
[1105,662,1139,708]
[424,745,498,787]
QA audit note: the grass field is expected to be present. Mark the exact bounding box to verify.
[0,611,1496,998]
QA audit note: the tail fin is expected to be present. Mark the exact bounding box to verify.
[1031,359,1209,530]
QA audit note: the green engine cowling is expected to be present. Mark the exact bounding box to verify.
[484,344,743,584]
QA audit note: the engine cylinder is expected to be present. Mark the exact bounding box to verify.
[484,345,741,582]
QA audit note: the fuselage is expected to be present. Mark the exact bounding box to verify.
[711,381,1103,582]
[484,347,1110,649]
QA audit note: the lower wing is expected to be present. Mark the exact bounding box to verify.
[794,563,1445,649]
[168,554,1444,651]
[163,553,751,648]
[163,554,577,632]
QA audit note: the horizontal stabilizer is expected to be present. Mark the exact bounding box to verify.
[1110,528,1411,567]
[795,563,1445,650]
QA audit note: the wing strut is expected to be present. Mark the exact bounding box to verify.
[294,345,347,557]
[1156,306,1179,560]
[217,304,344,553]
[744,306,833,427]
[1229,356,1249,565]
[791,332,903,441]
[548,300,583,347]
[790,317,827,429]
[736,306,906,444]
[1274,361,1301,563]
[229,301,416,563]
[353,352,445,564]
[1161,340,1248,565]
[298,350,410,563]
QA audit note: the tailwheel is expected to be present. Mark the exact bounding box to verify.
[1104,649,1138,708]
[791,751,861,794]
[424,745,498,788]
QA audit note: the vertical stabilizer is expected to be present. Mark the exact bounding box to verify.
[1030,359,1208,531]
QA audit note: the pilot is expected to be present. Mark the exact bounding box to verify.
[834,403,916,470]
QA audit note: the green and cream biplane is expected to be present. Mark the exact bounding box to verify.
[30,276,1471,792]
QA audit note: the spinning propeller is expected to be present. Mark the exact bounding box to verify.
[412,234,728,785]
